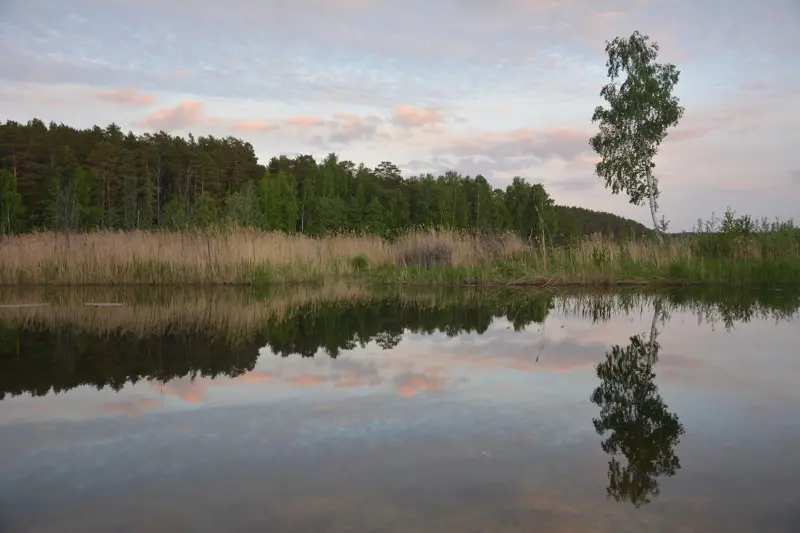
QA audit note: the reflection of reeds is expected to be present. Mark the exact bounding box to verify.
[0,284,373,340]
[1,285,797,339]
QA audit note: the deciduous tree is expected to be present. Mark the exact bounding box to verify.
[590,31,684,242]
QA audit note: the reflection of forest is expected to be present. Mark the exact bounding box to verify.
[0,286,797,400]
[0,294,553,400]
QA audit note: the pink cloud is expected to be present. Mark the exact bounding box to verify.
[172,69,190,77]
[285,115,326,127]
[231,120,277,132]
[392,104,446,129]
[137,100,204,131]
[97,87,157,106]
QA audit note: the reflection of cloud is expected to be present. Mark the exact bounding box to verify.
[393,373,447,398]
[288,374,327,387]
[101,398,162,417]
[240,374,272,384]
[159,377,210,404]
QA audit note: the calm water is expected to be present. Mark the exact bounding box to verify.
[1,287,799,532]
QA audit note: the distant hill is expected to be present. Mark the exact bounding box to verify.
[553,205,653,241]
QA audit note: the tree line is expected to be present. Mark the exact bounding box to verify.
[0,118,650,240]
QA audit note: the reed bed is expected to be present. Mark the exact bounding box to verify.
[0,227,798,286]
[0,228,525,285]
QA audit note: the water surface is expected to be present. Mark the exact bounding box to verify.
[1,286,798,532]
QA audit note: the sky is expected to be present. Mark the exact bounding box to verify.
[0,0,798,231]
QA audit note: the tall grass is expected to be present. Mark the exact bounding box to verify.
[0,210,797,286]
[0,228,526,285]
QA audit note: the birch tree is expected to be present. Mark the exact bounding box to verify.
[590,31,684,242]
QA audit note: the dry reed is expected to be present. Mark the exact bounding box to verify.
[0,228,527,285]
[1,227,797,286]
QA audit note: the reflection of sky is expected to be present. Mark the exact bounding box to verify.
[0,306,799,531]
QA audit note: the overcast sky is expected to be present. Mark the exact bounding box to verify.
[1,0,798,230]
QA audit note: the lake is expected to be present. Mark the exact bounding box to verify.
[1,286,798,532]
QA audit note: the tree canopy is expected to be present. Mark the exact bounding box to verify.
[1,118,648,240]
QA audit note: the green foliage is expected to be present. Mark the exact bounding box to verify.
[350,254,371,272]
[554,205,651,242]
[590,31,684,236]
[1,118,652,240]
[0,169,24,235]
[690,207,800,262]
[224,180,263,228]
[162,197,191,230]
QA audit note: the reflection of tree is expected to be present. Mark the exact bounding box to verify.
[263,296,553,359]
[590,301,684,508]
[0,328,260,400]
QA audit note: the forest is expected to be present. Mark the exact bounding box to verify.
[0,119,650,240]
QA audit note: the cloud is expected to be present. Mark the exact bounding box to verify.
[791,170,800,186]
[392,104,445,130]
[406,126,594,177]
[136,100,204,131]
[327,113,383,144]
[231,120,277,132]
[285,115,326,128]
[277,112,385,145]
[97,87,157,106]
[453,126,590,163]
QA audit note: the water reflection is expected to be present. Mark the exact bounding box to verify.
[591,333,684,507]
[0,286,797,402]
[0,285,799,531]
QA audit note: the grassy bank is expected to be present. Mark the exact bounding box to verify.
[0,222,798,286]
